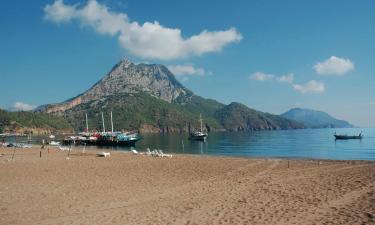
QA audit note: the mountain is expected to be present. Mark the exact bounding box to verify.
[36,59,303,133]
[37,59,192,114]
[280,108,353,128]
[0,109,73,135]
[215,103,303,131]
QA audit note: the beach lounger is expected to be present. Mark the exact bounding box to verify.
[131,149,139,155]
[157,149,173,158]
[58,146,70,151]
[131,149,144,155]
[145,148,152,156]
[151,149,159,157]
[97,152,111,158]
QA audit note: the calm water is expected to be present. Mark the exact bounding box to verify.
[5,128,375,160]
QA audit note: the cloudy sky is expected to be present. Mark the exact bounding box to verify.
[1,0,374,126]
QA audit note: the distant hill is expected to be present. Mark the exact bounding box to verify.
[280,108,353,128]
[35,59,304,133]
[0,109,73,135]
[215,103,304,131]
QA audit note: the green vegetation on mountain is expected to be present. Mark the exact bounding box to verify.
[0,109,73,134]
[281,108,353,128]
[215,102,304,131]
[59,94,303,133]
[61,93,223,132]
[34,59,305,133]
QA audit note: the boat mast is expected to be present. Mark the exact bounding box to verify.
[200,114,203,132]
[110,111,114,133]
[85,113,89,132]
[101,112,106,132]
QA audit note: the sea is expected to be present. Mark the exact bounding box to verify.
[4,128,375,160]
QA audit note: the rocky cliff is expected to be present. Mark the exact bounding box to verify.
[38,59,192,113]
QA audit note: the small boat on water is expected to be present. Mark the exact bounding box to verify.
[334,132,362,140]
[0,133,26,137]
[189,114,208,141]
[49,141,60,146]
[6,142,32,148]
[189,130,208,141]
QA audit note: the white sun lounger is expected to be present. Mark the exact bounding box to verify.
[157,149,173,158]
[146,148,152,156]
[151,149,159,157]
[97,152,111,158]
[131,149,144,155]
[58,146,70,151]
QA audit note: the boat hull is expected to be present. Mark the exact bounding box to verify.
[87,139,138,146]
[63,138,140,147]
[189,134,207,141]
[334,135,362,140]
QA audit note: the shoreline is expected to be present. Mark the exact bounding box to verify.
[1,147,375,225]
[2,144,375,162]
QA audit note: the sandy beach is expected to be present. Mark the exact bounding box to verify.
[0,146,374,225]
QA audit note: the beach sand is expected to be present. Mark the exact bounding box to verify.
[0,146,374,225]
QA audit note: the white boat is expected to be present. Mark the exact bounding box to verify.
[49,141,60,146]
[189,114,208,141]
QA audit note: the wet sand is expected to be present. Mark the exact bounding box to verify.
[0,146,374,225]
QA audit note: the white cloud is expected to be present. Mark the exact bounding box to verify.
[249,71,324,94]
[167,64,207,82]
[277,73,294,83]
[44,0,77,23]
[12,102,36,111]
[314,56,354,75]
[44,0,242,60]
[168,64,205,76]
[249,72,274,81]
[292,80,325,94]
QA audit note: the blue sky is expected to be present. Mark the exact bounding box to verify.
[1,0,374,126]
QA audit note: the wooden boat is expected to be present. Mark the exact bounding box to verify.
[334,132,362,140]
[189,114,208,141]
[87,131,140,147]
[63,112,141,146]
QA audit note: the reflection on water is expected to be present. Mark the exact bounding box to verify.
[3,128,375,160]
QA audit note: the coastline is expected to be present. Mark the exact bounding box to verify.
[1,146,374,225]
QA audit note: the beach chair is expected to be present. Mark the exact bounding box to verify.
[146,148,152,156]
[131,149,144,155]
[158,149,173,158]
[151,149,159,157]
[58,146,70,151]
[97,152,111,158]
[131,149,139,155]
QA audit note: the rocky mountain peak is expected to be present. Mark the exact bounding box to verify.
[40,59,191,113]
[119,58,132,68]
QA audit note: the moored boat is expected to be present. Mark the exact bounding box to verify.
[334,132,362,140]
[189,131,208,141]
[189,114,208,141]
[63,112,141,146]
[49,141,60,146]
[85,131,140,146]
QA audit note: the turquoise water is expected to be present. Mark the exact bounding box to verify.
[5,128,375,160]
[136,128,375,160]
